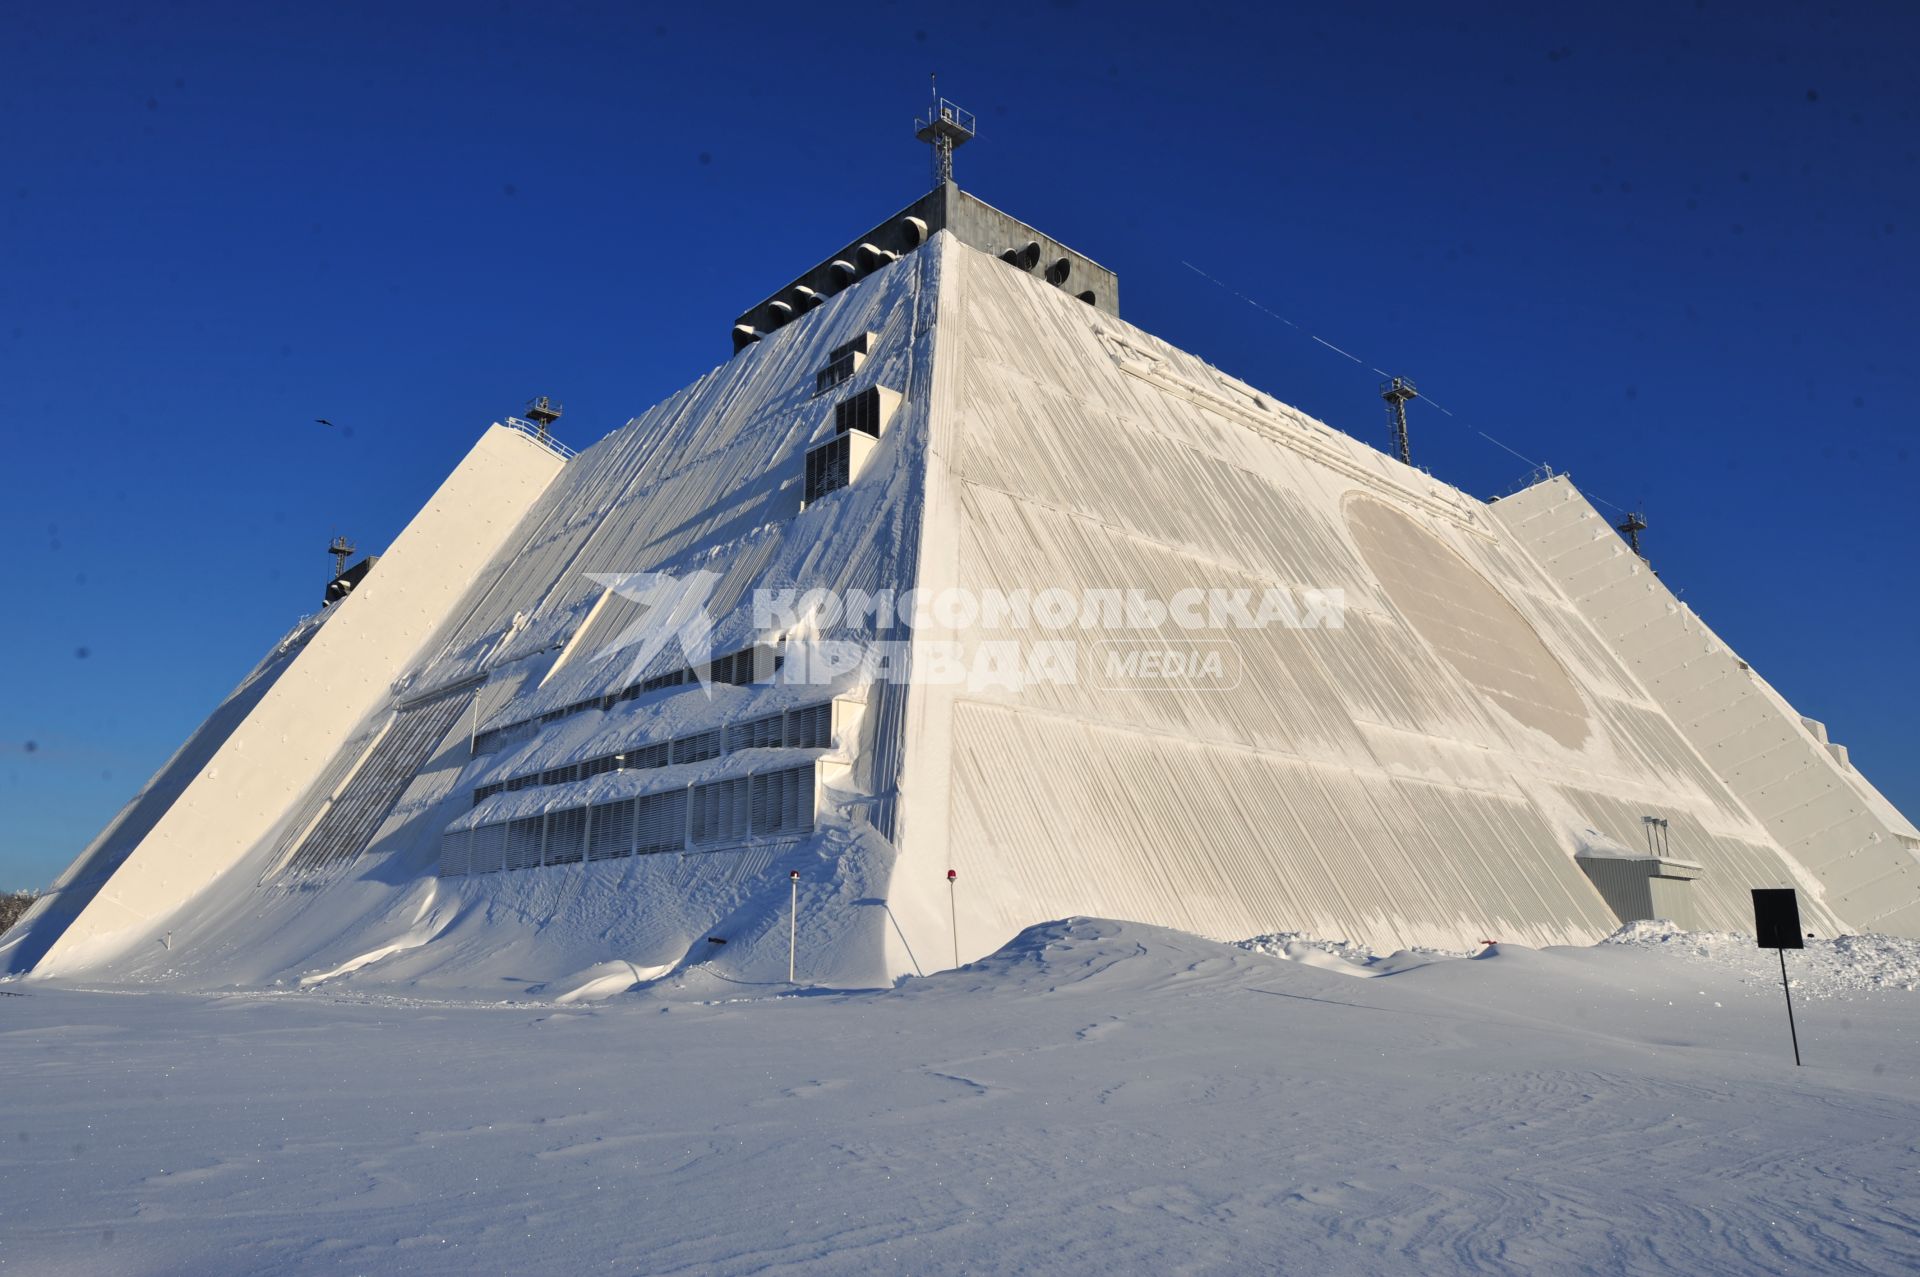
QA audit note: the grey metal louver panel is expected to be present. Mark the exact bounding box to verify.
[751,766,813,835]
[586,799,634,861]
[439,828,470,877]
[625,742,670,771]
[274,689,473,882]
[690,776,751,845]
[673,731,723,765]
[544,807,587,865]
[445,763,814,878]
[635,789,688,854]
[469,822,507,874]
[729,714,784,752]
[504,816,544,870]
[471,699,836,804]
[785,703,832,749]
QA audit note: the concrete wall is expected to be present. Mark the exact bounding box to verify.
[26,425,566,974]
[884,236,1850,968]
[1493,477,1920,936]
[1577,855,1701,928]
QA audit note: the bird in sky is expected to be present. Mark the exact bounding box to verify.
[315,418,334,427]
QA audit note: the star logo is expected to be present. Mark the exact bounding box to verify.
[585,569,724,690]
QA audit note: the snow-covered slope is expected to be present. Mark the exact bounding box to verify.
[3,919,1916,1275]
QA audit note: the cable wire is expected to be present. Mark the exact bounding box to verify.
[1178,258,1636,514]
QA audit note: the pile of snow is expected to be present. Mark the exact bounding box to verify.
[1602,921,1920,997]
[7,917,1920,1274]
[1233,930,1468,977]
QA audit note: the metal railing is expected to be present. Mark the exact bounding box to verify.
[502,416,578,460]
[915,98,976,138]
[1495,462,1559,499]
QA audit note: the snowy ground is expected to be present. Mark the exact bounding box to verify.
[3,919,1918,1276]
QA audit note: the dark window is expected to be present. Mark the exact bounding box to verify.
[815,353,857,396]
[805,436,852,504]
[829,333,872,361]
[834,386,883,437]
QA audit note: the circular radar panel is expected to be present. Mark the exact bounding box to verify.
[1344,495,1591,749]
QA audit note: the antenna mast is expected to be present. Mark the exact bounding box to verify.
[1381,377,1418,466]
[914,75,976,188]
[525,396,562,445]
[1617,508,1648,559]
[327,534,355,580]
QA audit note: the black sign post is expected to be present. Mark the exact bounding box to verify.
[1752,888,1804,1066]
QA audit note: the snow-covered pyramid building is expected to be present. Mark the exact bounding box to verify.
[8,172,1918,992]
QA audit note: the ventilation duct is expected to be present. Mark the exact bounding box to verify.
[731,324,761,352]
[829,258,858,281]
[793,285,823,309]
[1046,257,1072,286]
[1076,290,1097,306]
[900,215,928,247]
[858,242,897,267]
[1001,241,1041,270]
[768,299,794,320]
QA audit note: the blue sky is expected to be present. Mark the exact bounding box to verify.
[2,0,1914,890]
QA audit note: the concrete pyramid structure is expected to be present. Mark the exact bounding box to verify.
[8,183,1917,993]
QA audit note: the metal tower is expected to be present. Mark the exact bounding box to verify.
[525,396,563,445]
[914,78,975,188]
[1381,377,1418,466]
[1617,509,1648,559]
[327,534,355,580]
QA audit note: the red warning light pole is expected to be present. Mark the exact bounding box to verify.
[946,869,959,970]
